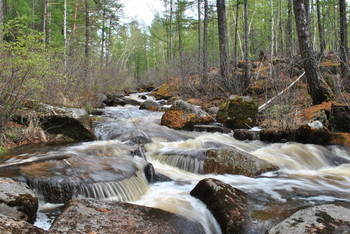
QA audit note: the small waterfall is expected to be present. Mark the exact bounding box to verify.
[151,149,206,174]
[76,170,149,201]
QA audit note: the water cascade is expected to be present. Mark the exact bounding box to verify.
[0,93,349,233]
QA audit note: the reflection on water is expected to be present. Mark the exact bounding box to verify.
[1,104,350,233]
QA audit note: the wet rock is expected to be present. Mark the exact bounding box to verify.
[103,94,126,106]
[190,178,247,234]
[203,147,278,177]
[151,147,278,177]
[40,115,95,142]
[267,203,350,234]
[161,100,213,130]
[216,96,258,130]
[295,122,331,145]
[123,97,141,106]
[0,178,38,224]
[0,214,46,234]
[234,129,260,141]
[193,124,232,133]
[49,199,204,234]
[90,109,104,115]
[138,94,147,100]
[139,99,164,111]
[329,103,350,133]
[260,129,294,143]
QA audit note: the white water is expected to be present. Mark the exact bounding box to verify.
[3,95,350,233]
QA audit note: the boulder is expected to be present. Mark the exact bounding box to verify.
[329,103,350,133]
[260,129,294,143]
[202,147,278,177]
[0,178,38,224]
[216,96,258,130]
[267,203,350,234]
[150,83,173,100]
[151,147,278,177]
[161,100,213,130]
[123,98,141,106]
[0,215,46,234]
[139,99,164,111]
[193,124,232,133]
[103,94,126,106]
[190,178,247,234]
[295,121,331,145]
[234,129,260,141]
[49,199,204,234]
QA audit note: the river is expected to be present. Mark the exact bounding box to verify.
[0,93,350,233]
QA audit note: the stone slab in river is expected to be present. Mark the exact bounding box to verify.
[49,199,204,234]
[267,203,350,234]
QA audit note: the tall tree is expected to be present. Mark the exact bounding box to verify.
[293,0,333,104]
[286,0,293,56]
[316,0,325,55]
[216,0,228,78]
[85,0,90,59]
[197,0,201,65]
[243,0,249,90]
[202,0,208,75]
[339,0,350,81]
[233,0,239,68]
[43,0,50,45]
[0,0,3,41]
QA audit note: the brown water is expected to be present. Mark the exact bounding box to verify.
[1,94,349,233]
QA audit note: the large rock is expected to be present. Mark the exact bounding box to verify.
[161,100,213,130]
[49,199,204,234]
[329,103,350,133]
[216,96,258,130]
[0,178,38,224]
[203,147,278,176]
[190,178,247,234]
[295,121,331,145]
[0,214,46,234]
[151,147,278,177]
[139,99,164,111]
[267,203,350,234]
[102,94,126,106]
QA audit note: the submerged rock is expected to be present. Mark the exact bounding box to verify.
[190,178,247,234]
[0,178,38,224]
[267,203,350,234]
[139,99,164,111]
[151,147,278,177]
[216,95,258,130]
[103,94,126,106]
[49,199,204,234]
[0,214,46,234]
[161,100,213,130]
[203,147,278,177]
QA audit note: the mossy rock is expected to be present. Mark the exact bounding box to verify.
[216,96,258,130]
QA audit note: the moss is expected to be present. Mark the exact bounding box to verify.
[217,96,258,129]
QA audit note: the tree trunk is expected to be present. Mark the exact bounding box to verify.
[63,0,67,68]
[293,0,333,104]
[233,0,239,69]
[243,0,250,90]
[85,0,90,59]
[101,5,106,65]
[216,0,228,78]
[197,0,201,67]
[0,0,3,41]
[43,0,50,45]
[316,0,325,55]
[202,0,208,75]
[339,0,350,80]
[286,0,293,56]
[169,0,173,63]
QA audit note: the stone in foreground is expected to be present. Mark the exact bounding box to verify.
[49,199,204,234]
[0,178,38,224]
[191,178,247,234]
[267,203,350,234]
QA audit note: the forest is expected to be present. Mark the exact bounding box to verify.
[0,0,349,147]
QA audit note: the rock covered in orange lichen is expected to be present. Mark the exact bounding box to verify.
[161,100,213,130]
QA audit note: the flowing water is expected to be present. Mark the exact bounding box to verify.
[1,93,350,233]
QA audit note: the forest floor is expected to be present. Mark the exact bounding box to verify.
[2,54,350,152]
